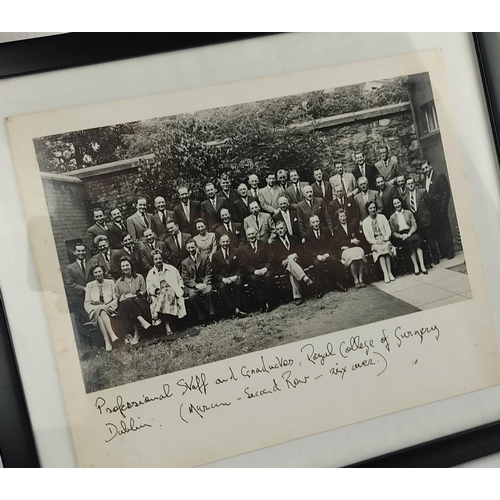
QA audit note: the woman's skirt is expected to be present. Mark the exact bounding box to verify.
[341,246,366,266]
[117,298,151,335]
[87,304,115,328]
[151,286,186,319]
[371,238,393,262]
[398,230,421,254]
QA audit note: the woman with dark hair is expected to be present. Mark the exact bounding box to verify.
[334,208,367,288]
[193,218,217,259]
[146,249,186,339]
[84,263,119,351]
[389,197,428,275]
[362,200,395,284]
[115,256,152,345]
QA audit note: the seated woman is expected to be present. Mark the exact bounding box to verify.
[193,218,217,259]
[84,264,119,351]
[115,256,152,346]
[146,250,186,339]
[334,208,367,288]
[362,200,396,284]
[389,197,428,275]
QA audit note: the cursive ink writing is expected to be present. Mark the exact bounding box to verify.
[215,366,238,385]
[301,342,335,366]
[394,325,440,347]
[340,335,375,358]
[104,418,152,443]
[179,401,231,423]
[240,355,293,379]
[244,379,281,399]
[177,373,208,396]
[281,370,309,389]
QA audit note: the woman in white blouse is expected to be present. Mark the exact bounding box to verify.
[193,218,217,259]
[362,200,395,284]
[389,197,427,276]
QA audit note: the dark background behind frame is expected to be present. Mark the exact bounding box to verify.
[1,31,500,468]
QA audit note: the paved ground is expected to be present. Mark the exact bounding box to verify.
[371,251,470,311]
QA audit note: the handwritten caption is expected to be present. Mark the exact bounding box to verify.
[94,323,440,442]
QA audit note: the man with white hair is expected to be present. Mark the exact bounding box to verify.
[296,184,333,238]
[248,174,260,201]
[243,200,275,242]
[151,196,175,241]
[354,176,383,220]
[272,195,300,239]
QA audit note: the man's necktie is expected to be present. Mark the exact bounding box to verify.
[224,250,229,263]
[284,238,290,251]
[142,214,149,228]
[315,230,320,240]
[81,260,85,274]
[321,182,325,198]
[410,193,417,212]
[211,198,217,210]
[252,243,257,253]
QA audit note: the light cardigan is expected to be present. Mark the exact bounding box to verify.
[389,209,417,237]
[362,214,392,245]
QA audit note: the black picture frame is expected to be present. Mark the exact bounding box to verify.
[1,32,499,468]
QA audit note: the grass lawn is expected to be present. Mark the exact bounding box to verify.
[81,285,419,393]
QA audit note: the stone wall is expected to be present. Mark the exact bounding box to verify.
[41,174,92,269]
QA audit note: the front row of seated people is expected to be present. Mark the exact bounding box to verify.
[71,195,434,351]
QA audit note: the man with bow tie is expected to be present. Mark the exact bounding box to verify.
[86,208,109,255]
[181,239,214,324]
[243,200,275,242]
[91,235,121,280]
[173,186,201,237]
[239,227,277,312]
[375,146,399,185]
[127,197,154,243]
[421,160,455,260]
[231,183,255,224]
[151,196,175,241]
[311,167,333,202]
[201,182,229,231]
[215,208,243,248]
[212,234,247,318]
[272,196,300,240]
[107,207,128,250]
[271,220,313,304]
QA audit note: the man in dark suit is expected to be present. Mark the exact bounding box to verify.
[181,239,214,323]
[239,227,276,312]
[90,235,122,280]
[272,196,300,240]
[375,175,398,219]
[284,169,309,210]
[201,182,229,231]
[276,169,289,191]
[405,176,440,264]
[328,185,360,228]
[164,219,191,270]
[296,185,333,238]
[353,151,377,190]
[395,174,407,200]
[231,183,255,224]
[248,173,261,201]
[271,220,313,304]
[86,208,109,255]
[375,146,399,185]
[151,196,175,241]
[354,177,383,220]
[173,186,201,236]
[212,234,247,318]
[421,160,455,260]
[127,197,153,243]
[112,233,145,277]
[139,228,170,273]
[217,172,239,205]
[107,208,128,250]
[214,208,243,248]
[305,215,347,297]
[311,167,333,202]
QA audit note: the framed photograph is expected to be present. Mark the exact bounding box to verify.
[2,33,500,467]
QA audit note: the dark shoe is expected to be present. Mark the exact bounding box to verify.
[294,298,304,306]
[414,271,420,276]
[235,308,248,318]
[422,269,428,275]
[360,281,366,288]
[337,282,347,292]
[316,291,324,298]
[303,276,314,286]
[448,254,455,260]
[433,259,440,265]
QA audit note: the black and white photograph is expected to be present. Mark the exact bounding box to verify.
[34,71,469,394]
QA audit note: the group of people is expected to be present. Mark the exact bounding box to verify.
[65,146,456,351]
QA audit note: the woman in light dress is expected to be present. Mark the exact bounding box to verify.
[362,200,395,284]
[84,263,119,351]
[146,250,186,339]
[193,218,217,259]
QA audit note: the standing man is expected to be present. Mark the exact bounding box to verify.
[375,146,399,185]
[201,182,229,231]
[352,150,378,190]
[258,172,285,215]
[376,175,398,219]
[215,208,243,248]
[328,185,360,228]
[151,196,175,241]
[395,174,407,200]
[164,219,191,270]
[107,207,128,250]
[421,160,455,260]
[113,233,145,277]
[328,160,358,198]
[296,185,333,238]
[276,169,289,190]
[173,185,201,237]
[181,239,214,324]
[91,235,122,280]
[354,177,383,220]
[305,215,347,297]
[239,227,276,312]
[248,173,261,201]
[217,172,239,205]
[139,228,169,273]
[284,169,309,210]
[231,183,255,224]
[311,167,333,202]
[271,220,313,304]
[404,176,440,264]
[243,200,275,242]
[86,208,109,255]
[212,234,247,318]
[127,197,153,243]
[272,196,300,240]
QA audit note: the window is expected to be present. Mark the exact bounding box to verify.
[420,100,439,133]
